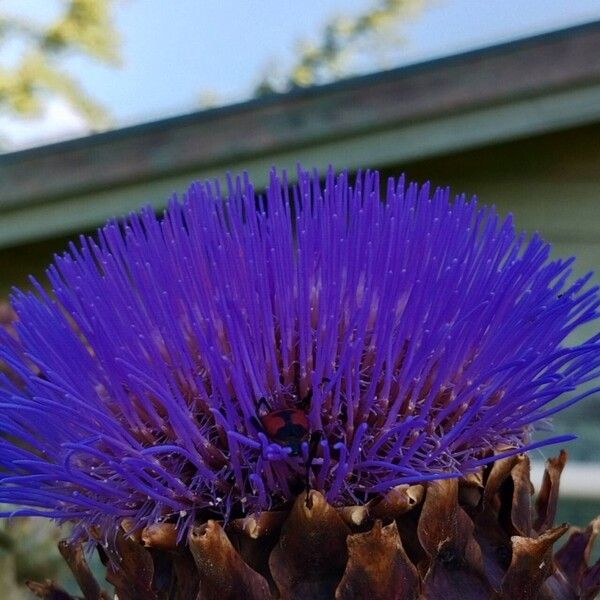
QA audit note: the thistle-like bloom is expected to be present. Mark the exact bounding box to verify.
[1,168,599,539]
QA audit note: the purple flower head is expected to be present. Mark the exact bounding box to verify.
[1,168,599,538]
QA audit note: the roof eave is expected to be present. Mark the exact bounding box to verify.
[1,20,600,247]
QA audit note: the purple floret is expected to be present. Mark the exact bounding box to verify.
[0,167,599,538]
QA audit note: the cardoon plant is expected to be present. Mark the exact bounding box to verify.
[0,168,599,599]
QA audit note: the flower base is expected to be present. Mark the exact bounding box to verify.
[27,452,599,600]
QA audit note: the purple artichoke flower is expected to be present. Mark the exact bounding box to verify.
[1,168,599,541]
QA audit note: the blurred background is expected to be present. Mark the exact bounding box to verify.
[1,1,600,595]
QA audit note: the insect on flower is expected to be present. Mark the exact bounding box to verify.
[255,397,310,457]
[253,395,324,502]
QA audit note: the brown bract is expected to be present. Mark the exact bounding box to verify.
[554,517,600,599]
[141,523,179,551]
[189,520,272,600]
[269,491,351,599]
[27,452,600,600]
[418,479,492,598]
[57,540,110,600]
[336,520,419,600]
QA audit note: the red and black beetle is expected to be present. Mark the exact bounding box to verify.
[252,396,323,502]
[256,398,310,457]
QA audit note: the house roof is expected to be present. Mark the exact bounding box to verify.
[1,20,600,248]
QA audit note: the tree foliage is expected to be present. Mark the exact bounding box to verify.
[255,0,426,96]
[0,0,119,125]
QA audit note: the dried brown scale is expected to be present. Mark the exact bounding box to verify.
[472,509,513,592]
[417,479,493,599]
[579,561,600,600]
[227,511,287,593]
[112,534,157,599]
[57,540,109,600]
[498,524,570,600]
[336,504,370,530]
[483,455,521,510]
[542,569,579,600]
[141,523,179,551]
[367,483,424,522]
[336,520,419,600]
[268,491,351,600]
[188,520,272,600]
[120,518,143,544]
[534,451,568,533]
[555,517,600,598]
[507,455,535,537]
[168,554,199,600]
[26,580,76,600]
[26,452,600,600]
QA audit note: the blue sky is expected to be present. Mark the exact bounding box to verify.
[2,0,600,149]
